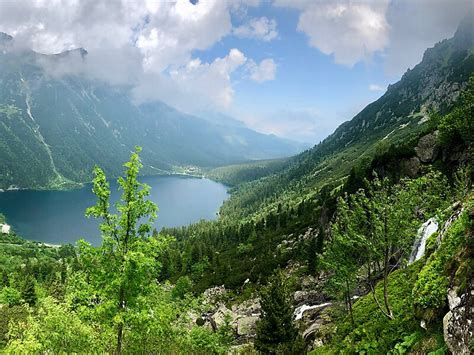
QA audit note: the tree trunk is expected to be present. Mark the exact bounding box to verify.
[383,214,394,319]
[116,286,125,354]
[346,279,354,326]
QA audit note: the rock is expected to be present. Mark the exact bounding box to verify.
[293,290,326,305]
[400,157,421,177]
[415,132,439,163]
[300,275,318,290]
[231,298,260,317]
[237,316,258,336]
[211,304,236,328]
[301,306,333,351]
[447,288,461,310]
[203,285,226,304]
[443,286,473,355]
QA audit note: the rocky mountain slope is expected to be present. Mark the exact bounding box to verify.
[0,34,304,190]
[219,15,474,218]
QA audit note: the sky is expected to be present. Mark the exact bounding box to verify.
[0,0,471,144]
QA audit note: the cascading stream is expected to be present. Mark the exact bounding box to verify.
[408,217,439,264]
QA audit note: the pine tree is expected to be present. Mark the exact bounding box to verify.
[255,270,304,354]
[20,274,37,307]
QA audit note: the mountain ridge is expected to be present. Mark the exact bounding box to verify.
[0,33,304,190]
[217,15,474,218]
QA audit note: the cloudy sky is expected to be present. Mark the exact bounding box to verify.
[0,0,471,143]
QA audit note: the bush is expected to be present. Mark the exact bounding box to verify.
[0,287,21,307]
[172,276,193,300]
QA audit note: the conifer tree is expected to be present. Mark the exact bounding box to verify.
[20,274,37,307]
[255,270,304,354]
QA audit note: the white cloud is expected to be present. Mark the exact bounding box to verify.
[136,0,232,73]
[275,0,471,74]
[384,0,472,74]
[239,108,343,144]
[275,0,390,67]
[0,0,265,112]
[233,17,278,41]
[248,58,276,83]
[369,84,385,92]
[133,49,247,112]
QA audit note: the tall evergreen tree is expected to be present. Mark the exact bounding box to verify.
[255,270,304,354]
[20,274,37,307]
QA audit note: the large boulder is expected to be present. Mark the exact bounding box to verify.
[203,285,227,304]
[211,304,236,328]
[400,156,421,177]
[415,132,440,163]
[293,290,326,305]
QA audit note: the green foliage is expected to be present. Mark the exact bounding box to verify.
[5,297,108,353]
[172,276,193,300]
[207,158,290,186]
[20,275,37,307]
[0,305,28,347]
[185,326,232,354]
[0,287,21,306]
[255,270,303,354]
[413,211,470,319]
[79,147,171,354]
[320,264,424,353]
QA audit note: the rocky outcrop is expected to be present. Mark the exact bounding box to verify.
[443,285,473,355]
[203,285,227,304]
[236,316,259,336]
[297,303,333,351]
[197,297,261,341]
[415,131,440,163]
[400,156,421,177]
[293,290,326,305]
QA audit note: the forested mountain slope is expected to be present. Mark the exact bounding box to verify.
[0,33,304,190]
[220,16,474,218]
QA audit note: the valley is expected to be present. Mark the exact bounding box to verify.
[0,3,472,355]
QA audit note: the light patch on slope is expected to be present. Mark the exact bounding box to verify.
[23,82,62,180]
[224,135,247,146]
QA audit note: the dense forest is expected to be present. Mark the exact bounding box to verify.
[0,73,472,353]
[0,14,473,354]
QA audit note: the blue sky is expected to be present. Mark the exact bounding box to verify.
[0,0,470,144]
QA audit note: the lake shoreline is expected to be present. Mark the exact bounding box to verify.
[0,171,216,193]
[0,176,229,246]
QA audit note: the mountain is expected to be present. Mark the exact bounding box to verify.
[218,14,474,217]
[156,17,473,353]
[0,35,304,190]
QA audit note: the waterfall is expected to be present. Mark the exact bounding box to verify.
[294,302,332,320]
[408,218,438,264]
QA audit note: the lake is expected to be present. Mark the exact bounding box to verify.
[0,176,228,245]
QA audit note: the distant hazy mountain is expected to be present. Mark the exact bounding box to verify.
[0,34,304,189]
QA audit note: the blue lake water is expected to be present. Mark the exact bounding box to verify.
[0,175,228,245]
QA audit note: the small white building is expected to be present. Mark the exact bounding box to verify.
[0,223,11,234]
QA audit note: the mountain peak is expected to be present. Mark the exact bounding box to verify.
[453,12,474,48]
[0,32,13,44]
[55,47,88,58]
